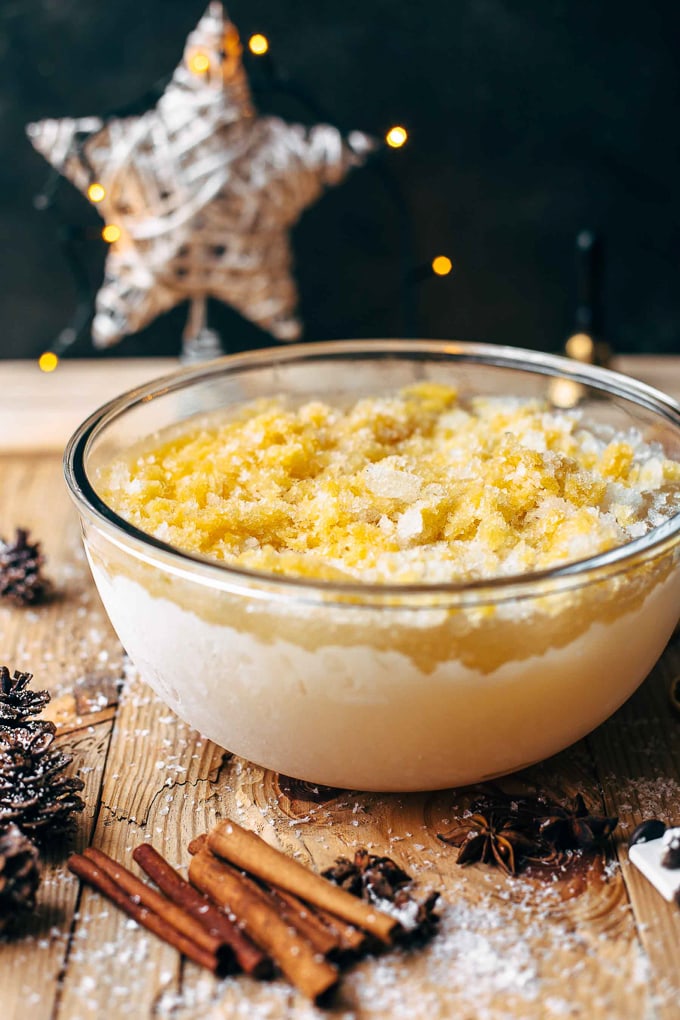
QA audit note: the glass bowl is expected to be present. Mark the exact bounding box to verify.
[64,340,680,791]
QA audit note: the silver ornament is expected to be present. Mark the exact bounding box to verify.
[27,2,373,349]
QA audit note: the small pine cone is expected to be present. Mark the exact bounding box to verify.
[0,668,51,724]
[0,823,41,932]
[0,668,84,840]
[0,529,50,606]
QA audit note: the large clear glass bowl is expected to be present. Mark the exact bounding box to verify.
[64,340,680,791]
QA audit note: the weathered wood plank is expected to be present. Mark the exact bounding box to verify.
[0,456,124,697]
[2,358,178,453]
[201,751,649,1020]
[0,455,124,1020]
[54,671,227,1019]
[590,633,680,1020]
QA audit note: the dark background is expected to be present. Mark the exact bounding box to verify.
[1,0,679,360]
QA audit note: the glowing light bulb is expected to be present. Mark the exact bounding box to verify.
[102,224,121,243]
[565,332,594,361]
[432,255,453,276]
[87,182,106,203]
[248,33,269,56]
[386,125,408,148]
[38,351,58,373]
[188,51,210,75]
[548,377,583,409]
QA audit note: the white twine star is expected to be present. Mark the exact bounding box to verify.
[27,2,372,347]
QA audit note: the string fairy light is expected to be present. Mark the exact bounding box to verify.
[101,224,121,243]
[565,332,594,361]
[548,376,584,409]
[386,125,408,149]
[188,51,210,75]
[431,255,453,276]
[38,351,59,373]
[248,33,269,56]
[86,182,106,203]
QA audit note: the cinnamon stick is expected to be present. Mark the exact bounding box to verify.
[83,848,224,959]
[189,834,365,953]
[189,848,339,1003]
[189,834,365,955]
[300,901,368,955]
[207,821,399,944]
[132,843,269,977]
[187,833,208,856]
[266,887,340,957]
[67,853,218,973]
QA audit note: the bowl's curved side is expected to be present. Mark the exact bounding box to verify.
[82,522,680,791]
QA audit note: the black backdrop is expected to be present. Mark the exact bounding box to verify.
[1,0,679,360]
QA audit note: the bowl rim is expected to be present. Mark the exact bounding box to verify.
[63,338,680,606]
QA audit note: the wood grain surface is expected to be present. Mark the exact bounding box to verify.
[1,357,679,1019]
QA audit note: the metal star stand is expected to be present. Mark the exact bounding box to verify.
[181,296,223,364]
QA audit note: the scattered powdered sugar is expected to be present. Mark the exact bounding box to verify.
[333,877,650,1020]
[367,894,423,932]
[406,896,539,995]
[613,775,680,821]
[144,869,650,1020]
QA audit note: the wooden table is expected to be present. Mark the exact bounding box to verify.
[1,355,679,1020]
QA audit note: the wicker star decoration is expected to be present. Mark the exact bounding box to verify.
[27,2,372,348]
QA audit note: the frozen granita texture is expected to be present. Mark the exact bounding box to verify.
[98,383,680,582]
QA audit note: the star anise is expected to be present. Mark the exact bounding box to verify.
[322,848,439,943]
[323,848,412,901]
[438,789,618,875]
[536,793,618,852]
[438,810,540,876]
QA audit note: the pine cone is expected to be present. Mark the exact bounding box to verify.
[0,667,50,724]
[0,824,41,932]
[0,668,84,839]
[0,529,50,606]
